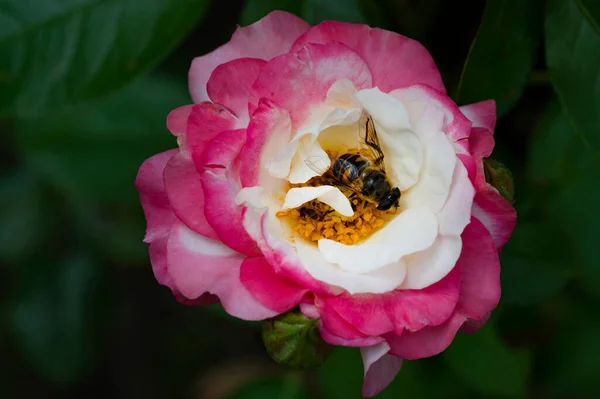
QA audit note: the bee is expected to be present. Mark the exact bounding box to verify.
[306,110,401,211]
[299,206,320,220]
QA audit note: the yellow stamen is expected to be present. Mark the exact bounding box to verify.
[279,173,397,245]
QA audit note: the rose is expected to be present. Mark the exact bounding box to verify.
[135,11,516,397]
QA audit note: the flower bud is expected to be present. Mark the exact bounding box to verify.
[483,158,514,203]
[262,310,333,370]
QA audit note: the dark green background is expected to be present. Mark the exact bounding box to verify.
[1,0,599,398]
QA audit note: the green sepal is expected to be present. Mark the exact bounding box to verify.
[262,310,333,370]
[483,158,515,203]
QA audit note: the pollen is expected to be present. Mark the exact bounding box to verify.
[276,175,397,245]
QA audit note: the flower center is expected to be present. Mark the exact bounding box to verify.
[276,150,398,245]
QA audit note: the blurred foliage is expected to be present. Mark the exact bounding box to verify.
[1,0,600,398]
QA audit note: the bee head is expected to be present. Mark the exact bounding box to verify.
[376,187,401,211]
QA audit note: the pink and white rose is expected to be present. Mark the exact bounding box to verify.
[136,11,516,397]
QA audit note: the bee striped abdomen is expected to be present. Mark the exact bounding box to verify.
[332,153,369,182]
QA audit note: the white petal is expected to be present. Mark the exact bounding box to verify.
[179,224,238,257]
[352,88,422,191]
[361,342,391,376]
[378,128,422,191]
[437,160,475,236]
[235,186,266,209]
[354,88,411,132]
[288,137,330,183]
[317,206,438,273]
[401,235,462,289]
[266,140,299,179]
[295,237,407,294]
[326,79,361,109]
[391,87,446,142]
[282,186,354,217]
[400,131,456,213]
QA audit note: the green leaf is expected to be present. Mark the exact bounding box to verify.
[578,0,600,34]
[443,323,532,396]
[225,375,311,399]
[456,0,543,115]
[546,0,600,152]
[500,222,572,306]
[303,0,366,25]
[15,74,189,262]
[0,0,207,118]
[538,301,600,397]
[318,347,364,399]
[240,0,304,25]
[528,99,580,184]
[10,253,109,384]
[0,169,53,263]
[527,99,600,301]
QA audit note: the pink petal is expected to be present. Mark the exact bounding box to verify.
[319,325,384,348]
[150,233,218,306]
[386,312,466,359]
[460,100,496,132]
[167,220,277,320]
[461,312,491,334]
[135,149,178,243]
[458,153,477,183]
[201,129,260,256]
[238,98,292,187]
[455,218,501,320]
[316,297,376,342]
[250,42,372,128]
[163,152,219,239]
[240,256,309,313]
[185,102,238,171]
[189,11,310,103]
[206,58,266,126]
[472,190,517,249]
[361,343,403,398]
[291,21,445,94]
[166,105,194,136]
[322,266,460,336]
[386,219,501,359]
[470,126,495,159]
[149,234,175,290]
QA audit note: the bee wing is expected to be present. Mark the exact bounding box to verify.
[358,110,386,171]
[304,156,332,176]
[304,156,365,197]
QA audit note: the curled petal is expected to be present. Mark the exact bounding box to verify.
[239,99,293,188]
[206,58,266,126]
[292,21,445,94]
[460,100,496,132]
[386,312,466,359]
[201,129,260,256]
[361,343,403,398]
[189,11,310,102]
[135,149,178,243]
[164,152,218,239]
[185,102,238,170]
[167,105,193,136]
